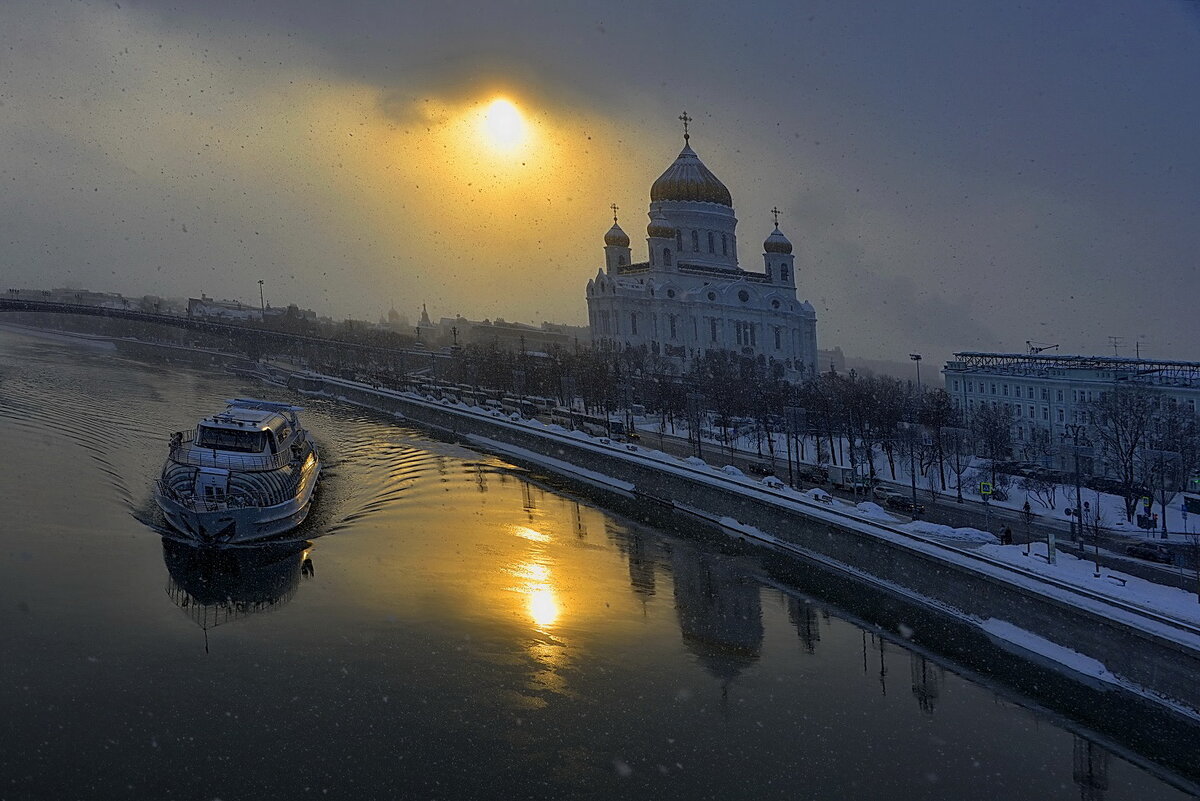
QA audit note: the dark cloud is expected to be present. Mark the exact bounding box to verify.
[4,0,1199,361]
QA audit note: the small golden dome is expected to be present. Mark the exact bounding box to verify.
[646,211,676,239]
[604,222,630,248]
[763,225,793,254]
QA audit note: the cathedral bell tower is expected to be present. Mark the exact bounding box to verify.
[603,203,632,274]
[762,207,795,290]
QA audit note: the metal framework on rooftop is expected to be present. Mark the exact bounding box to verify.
[946,352,1200,383]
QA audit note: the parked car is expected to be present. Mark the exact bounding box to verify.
[1125,543,1173,564]
[886,495,926,515]
[873,485,903,502]
[747,461,776,476]
[798,465,828,484]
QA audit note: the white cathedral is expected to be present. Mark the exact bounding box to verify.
[585,117,818,381]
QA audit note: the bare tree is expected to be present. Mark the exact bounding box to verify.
[940,425,972,503]
[1019,474,1060,510]
[919,389,958,490]
[970,401,1015,485]
[1089,386,1156,522]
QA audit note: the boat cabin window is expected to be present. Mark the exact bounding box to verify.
[196,425,268,453]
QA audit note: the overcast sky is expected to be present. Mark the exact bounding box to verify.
[3,0,1198,368]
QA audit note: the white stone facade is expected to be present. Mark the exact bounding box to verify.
[943,352,1200,472]
[585,134,817,381]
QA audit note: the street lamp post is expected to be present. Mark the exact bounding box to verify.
[687,392,705,459]
[257,279,265,317]
[910,353,923,391]
[1061,423,1092,571]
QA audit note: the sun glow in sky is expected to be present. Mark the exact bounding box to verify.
[479,98,528,154]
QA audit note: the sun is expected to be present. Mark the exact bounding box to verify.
[480,98,527,153]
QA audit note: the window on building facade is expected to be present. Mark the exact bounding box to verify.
[774,327,781,350]
[721,234,728,255]
[781,265,789,282]
[710,318,718,342]
[1057,408,1064,422]
[691,230,699,251]
[967,382,972,393]
[630,312,638,335]
[669,314,677,339]
[708,231,714,253]
[1042,407,1048,420]
[1042,388,1049,401]
[663,248,672,266]
[766,265,772,280]
[1003,384,1009,396]
[1056,390,1064,402]
[1028,386,1034,398]
[1028,406,1034,418]
[953,380,959,391]
[991,384,997,395]
[676,230,683,251]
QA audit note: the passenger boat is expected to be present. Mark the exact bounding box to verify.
[154,399,321,544]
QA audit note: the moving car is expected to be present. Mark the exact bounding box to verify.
[1124,543,1173,564]
[885,495,925,515]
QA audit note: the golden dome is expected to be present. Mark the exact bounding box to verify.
[646,211,676,239]
[650,143,733,207]
[604,222,630,247]
[763,224,793,254]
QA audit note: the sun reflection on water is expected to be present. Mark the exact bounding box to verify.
[515,560,560,630]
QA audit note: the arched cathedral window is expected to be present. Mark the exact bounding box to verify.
[691,230,699,252]
[707,232,714,253]
[721,234,728,255]
[663,248,672,266]
[781,265,789,282]
[676,230,683,251]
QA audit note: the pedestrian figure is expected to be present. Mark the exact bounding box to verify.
[1001,526,1013,545]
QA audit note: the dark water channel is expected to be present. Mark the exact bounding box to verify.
[1,327,1196,800]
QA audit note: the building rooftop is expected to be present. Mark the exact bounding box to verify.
[945,352,1200,383]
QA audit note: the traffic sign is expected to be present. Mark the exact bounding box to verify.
[980,482,992,496]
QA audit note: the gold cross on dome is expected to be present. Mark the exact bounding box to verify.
[679,111,692,140]
[610,203,619,223]
[771,206,781,226]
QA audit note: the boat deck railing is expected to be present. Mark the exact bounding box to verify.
[168,429,297,472]
[156,473,300,512]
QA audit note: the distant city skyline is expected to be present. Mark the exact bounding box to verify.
[3,0,1199,371]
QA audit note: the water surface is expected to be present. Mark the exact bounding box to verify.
[0,327,1194,800]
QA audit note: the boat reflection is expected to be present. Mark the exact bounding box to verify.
[162,537,313,634]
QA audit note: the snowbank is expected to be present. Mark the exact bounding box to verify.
[903,520,999,545]
[854,501,896,522]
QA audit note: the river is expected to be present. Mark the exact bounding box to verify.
[0,326,1195,800]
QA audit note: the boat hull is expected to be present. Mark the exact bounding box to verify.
[155,461,320,545]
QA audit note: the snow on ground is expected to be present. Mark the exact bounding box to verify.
[977,541,1200,626]
[805,488,834,503]
[981,619,1118,687]
[853,501,895,522]
[903,520,999,545]
[648,419,1198,541]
